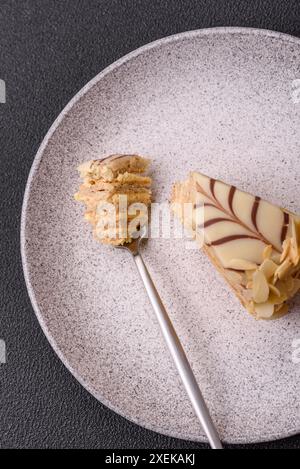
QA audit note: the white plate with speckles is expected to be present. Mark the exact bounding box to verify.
[21,28,300,444]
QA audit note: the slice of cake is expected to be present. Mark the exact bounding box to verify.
[75,154,151,245]
[171,172,300,319]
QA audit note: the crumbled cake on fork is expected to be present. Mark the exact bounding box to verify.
[78,154,150,182]
[171,172,300,320]
[75,154,151,246]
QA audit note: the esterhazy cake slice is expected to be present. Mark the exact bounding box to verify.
[75,154,151,246]
[171,172,300,320]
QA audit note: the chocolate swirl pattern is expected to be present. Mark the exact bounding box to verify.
[191,173,290,267]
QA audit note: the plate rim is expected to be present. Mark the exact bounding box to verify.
[21,26,300,444]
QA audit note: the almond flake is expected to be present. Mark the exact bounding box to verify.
[269,284,281,297]
[254,302,274,319]
[280,239,291,263]
[274,303,289,318]
[291,217,299,245]
[285,276,295,292]
[289,278,300,297]
[268,291,288,305]
[252,270,270,303]
[290,218,300,265]
[263,245,273,260]
[259,259,278,280]
[271,253,281,264]
[274,259,293,281]
[275,280,289,297]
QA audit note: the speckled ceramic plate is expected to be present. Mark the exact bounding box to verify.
[21,28,300,444]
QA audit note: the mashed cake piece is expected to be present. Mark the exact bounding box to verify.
[171,172,300,320]
[78,154,150,182]
[75,154,151,245]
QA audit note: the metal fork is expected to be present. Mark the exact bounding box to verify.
[117,227,223,449]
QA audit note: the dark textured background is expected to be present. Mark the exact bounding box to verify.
[0,0,300,449]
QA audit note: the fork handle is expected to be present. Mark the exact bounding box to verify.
[133,252,223,450]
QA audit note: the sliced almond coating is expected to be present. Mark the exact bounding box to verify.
[269,283,281,297]
[289,245,299,266]
[259,259,278,280]
[227,258,258,271]
[252,270,269,303]
[266,303,289,320]
[275,279,289,297]
[292,216,299,243]
[271,253,281,264]
[268,291,287,305]
[263,245,273,260]
[290,218,300,265]
[289,278,300,297]
[280,239,291,263]
[254,302,274,319]
[274,259,293,281]
[273,303,289,318]
[285,276,295,292]
[248,300,255,314]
